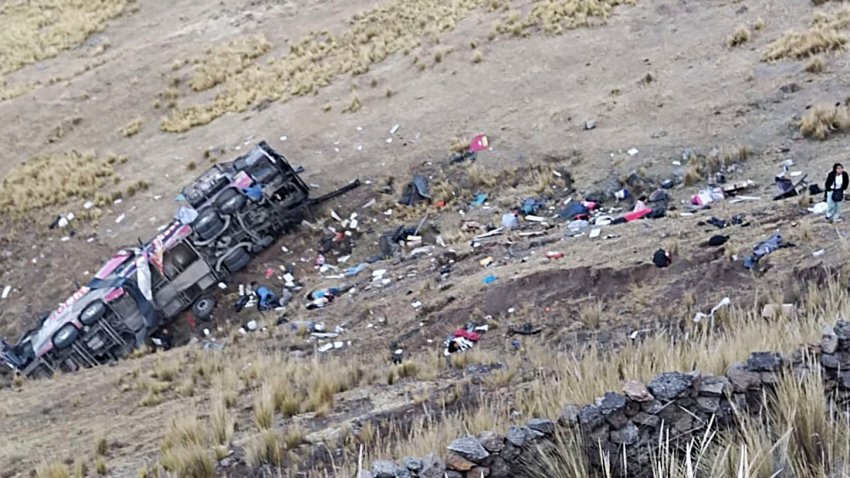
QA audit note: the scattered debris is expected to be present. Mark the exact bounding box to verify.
[584,120,597,130]
[399,175,431,206]
[469,134,489,153]
[1,286,11,300]
[443,324,488,357]
[743,234,795,270]
[693,297,732,323]
[653,249,671,268]
[761,303,797,319]
[482,274,497,285]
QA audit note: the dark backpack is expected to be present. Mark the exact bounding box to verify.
[653,249,671,268]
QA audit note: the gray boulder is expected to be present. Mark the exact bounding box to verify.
[527,418,555,436]
[403,457,422,472]
[648,372,694,400]
[478,431,505,453]
[559,404,580,427]
[746,352,783,372]
[598,392,627,414]
[610,422,639,445]
[372,460,398,478]
[419,454,446,478]
[447,437,489,463]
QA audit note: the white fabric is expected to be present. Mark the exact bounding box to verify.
[135,253,153,302]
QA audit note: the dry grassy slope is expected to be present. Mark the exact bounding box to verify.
[0,0,839,333]
[1,0,850,476]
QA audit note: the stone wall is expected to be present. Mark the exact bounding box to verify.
[360,320,850,478]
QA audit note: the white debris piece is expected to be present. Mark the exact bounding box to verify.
[589,228,601,239]
[1,286,11,299]
[83,201,94,210]
[390,124,400,135]
[627,148,639,156]
[115,213,126,224]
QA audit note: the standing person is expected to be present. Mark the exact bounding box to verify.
[825,163,849,223]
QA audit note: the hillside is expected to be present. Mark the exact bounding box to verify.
[1,0,850,477]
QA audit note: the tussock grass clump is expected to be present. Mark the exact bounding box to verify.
[246,430,283,468]
[209,395,234,446]
[0,152,115,216]
[0,79,29,101]
[160,415,215,478]
[0,0,131,79]
[189,34,271,92]
[576,299,606,328]
[120,118,143,137]
[800,103,850,139]
[682,146,752,185]
[806,55,826,72]
[518,0,635,35]
[763,7,850,60]
[93,456,107,475]
[727,25,751,47]
[35,462,70,478]
[342,88,362,113]
[254,382,275,430]
[160,1,484,132]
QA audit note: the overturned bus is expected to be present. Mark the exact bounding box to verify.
[0,141,359,379]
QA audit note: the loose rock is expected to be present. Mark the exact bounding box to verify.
[447,437,489,462]
[835,320,850,341]
[823,326,839,354]
[623,380,653,402]
[419,454,446,478]
[648,372,694,400]
[478,431,505,453]
[610,422,639,445]
[527,418,555,436]
[403,457,422,472]
[746,352,783,372]
[726,363,762,392]
[598,392,627,414]
[559,404,580,427]
[372,460,398,478]
[697,375,729,397]
[446,452,476,472]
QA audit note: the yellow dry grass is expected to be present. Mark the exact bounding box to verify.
[0,0,132,101]
[727,25,751,47]
[119,117,143,137]
[0,151,115,216]
[160,0,481,132]
[523,0,637,35]
[763,6,850,60]
[161,0,636,132]
[800,103,850,139]
[188,34,271,92]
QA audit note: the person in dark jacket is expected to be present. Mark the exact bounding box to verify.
[825,163,849,223]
